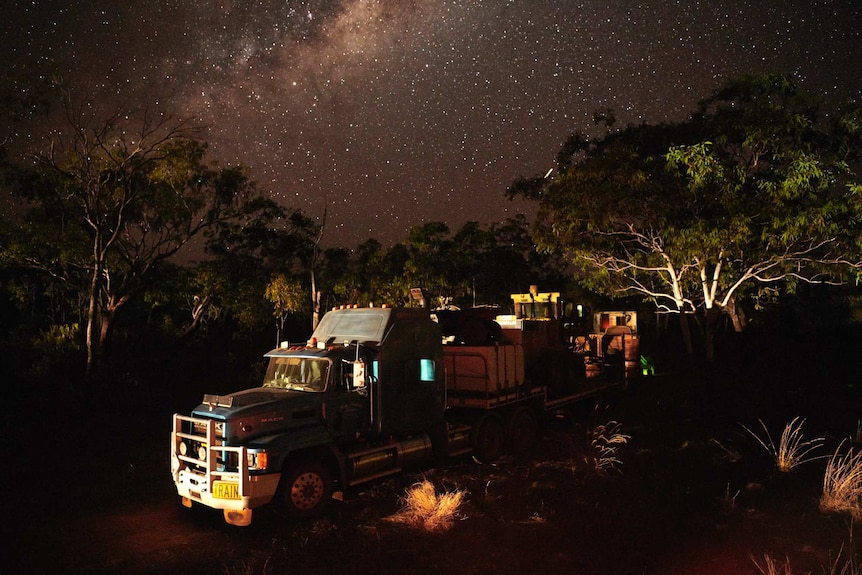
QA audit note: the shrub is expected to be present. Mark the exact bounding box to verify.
[29,323,83,382]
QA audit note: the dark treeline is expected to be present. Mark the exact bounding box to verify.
[2,73,861,395]
[0,210,573,392]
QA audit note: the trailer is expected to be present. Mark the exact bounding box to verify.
[171,295,638,525]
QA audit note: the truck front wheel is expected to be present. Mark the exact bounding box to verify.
[279,461,333,519]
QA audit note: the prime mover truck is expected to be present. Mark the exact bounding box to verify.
[171,296,638,526]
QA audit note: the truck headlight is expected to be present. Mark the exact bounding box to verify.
[248,451,268,471]
[179,441,188,456]
[198,445,207,461]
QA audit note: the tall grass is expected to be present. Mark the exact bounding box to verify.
[741,417,824,473]
[386,479,466,533]
[753,543,861,575]
[751,553,795,575]
[821,440,862,521]
[826,543,862,575]
[588,421,630,475]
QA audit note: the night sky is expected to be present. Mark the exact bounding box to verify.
[3,1,861,247]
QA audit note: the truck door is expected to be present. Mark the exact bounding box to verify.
[324,358,370,439]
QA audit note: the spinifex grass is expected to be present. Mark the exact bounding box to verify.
[386,479,466,533]
[589,421,630,475]
[821,441,862,521]
[742,417,824,473]
[751,553,795,575]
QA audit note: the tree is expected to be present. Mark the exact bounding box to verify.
[265,273,307,346]
[4,96,272,380]
[509,74,862,360]
[402,222,455,305]
[205,200,319,336]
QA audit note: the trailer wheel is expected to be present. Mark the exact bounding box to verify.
[508,407,539,454]
[279,461,333,519]
[471,414,505,462]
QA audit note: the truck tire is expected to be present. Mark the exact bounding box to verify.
[508,407,539,454]
[279,461,333,519]
[471,414,505,462]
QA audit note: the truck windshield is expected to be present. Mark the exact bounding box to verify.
[262,357,330,392]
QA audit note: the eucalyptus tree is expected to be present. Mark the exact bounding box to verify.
[4,99,273,379]
[509,74,862,359]
[204,203,319,336]
[265,273,307,346]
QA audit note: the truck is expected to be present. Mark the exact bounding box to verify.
[171,291,640,526]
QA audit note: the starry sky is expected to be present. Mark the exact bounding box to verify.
[3,1,861,247]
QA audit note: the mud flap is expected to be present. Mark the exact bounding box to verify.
[224,508,253,527]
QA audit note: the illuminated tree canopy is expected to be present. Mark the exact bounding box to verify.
[509,74,862,357]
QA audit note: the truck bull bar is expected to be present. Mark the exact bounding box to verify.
[171,414,252,515]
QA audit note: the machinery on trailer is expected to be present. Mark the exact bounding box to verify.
[171,292,639,526]
[503,288,641,380]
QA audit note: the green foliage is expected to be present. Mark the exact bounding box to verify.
[265,273,307,344]
[510,74,862,357]
[28,323,82,379]
[316,217,569,311]
[0,85,294,377]
[33,323,80,353]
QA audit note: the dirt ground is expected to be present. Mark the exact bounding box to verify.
[5,328,862,575]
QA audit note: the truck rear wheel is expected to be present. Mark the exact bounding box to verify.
[471,414,505,462]
[508,407,539,454]
[279,461,333,519]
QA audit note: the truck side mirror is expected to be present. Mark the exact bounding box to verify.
[350,361,366,390]
[344,360,365,391]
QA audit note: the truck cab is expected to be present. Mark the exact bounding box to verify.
[171,306,449,526]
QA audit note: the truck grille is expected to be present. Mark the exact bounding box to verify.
[174,416,237,472]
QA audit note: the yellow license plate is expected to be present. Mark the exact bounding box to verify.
[212,481,240,500]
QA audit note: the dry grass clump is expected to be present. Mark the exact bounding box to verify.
[588,421,630,475]
[825,543,862,575]
[741,417,824,473]
[750,553,796,575]
[753,544,861,575]
[386,479,466,533]
[821,441,862,521]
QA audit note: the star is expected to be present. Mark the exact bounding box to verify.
[2,0,861,247]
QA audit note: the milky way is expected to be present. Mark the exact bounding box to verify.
[4,0,861,247]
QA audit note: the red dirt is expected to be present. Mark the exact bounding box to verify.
[6,338,862,575]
